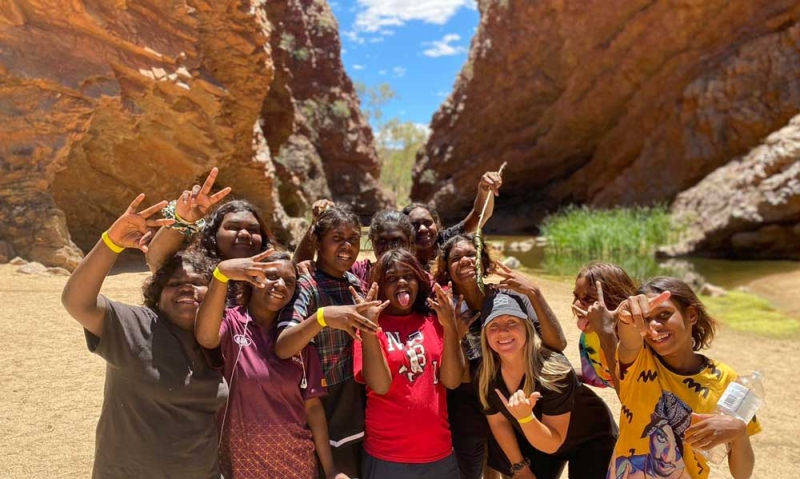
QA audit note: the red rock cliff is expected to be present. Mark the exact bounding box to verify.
[412,0,800,233]
[0,0,387,270]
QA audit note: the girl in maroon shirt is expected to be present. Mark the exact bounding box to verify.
[195,251,346,479]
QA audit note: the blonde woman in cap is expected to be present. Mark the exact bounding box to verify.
[478,292,617,479]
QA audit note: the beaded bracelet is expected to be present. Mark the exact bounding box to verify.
[161,200,206,237]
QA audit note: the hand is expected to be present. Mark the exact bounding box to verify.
[311,199,334,222]
[296,260,316,277]
[107,194,174,253]
[216,249,279,288]
[496,388,542,421]
[349,283,389,324]
[479,170,503,197]
[615,291,671,338]
[321,303,382,339]
[175,167,232,223]
[491,261,539,297]
[685,413,748,451]
[573,281,615,334]
[427,282,457,330]
[453,294,481,340]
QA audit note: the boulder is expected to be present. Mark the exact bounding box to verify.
[0,241,15,264]
[412,0,800,234]
[664,115,800,259]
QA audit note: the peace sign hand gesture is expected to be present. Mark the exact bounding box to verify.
[107,194,174,253]
[175,167,232,223]
[427,282,458,331]
[216,249,280,288]
[349,283,389,324]
[492,261,540,297]
[453,294,481,340]
[495,388,542,422]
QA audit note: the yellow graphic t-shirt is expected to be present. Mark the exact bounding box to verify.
[608,346,761,479]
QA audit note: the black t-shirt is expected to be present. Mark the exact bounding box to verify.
[483,352,618,474]
[448,290,543,437]
[437,219,466,246]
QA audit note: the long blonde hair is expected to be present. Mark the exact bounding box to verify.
[478,319,572,409]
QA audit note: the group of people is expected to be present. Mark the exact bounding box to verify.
[61,167,760,479]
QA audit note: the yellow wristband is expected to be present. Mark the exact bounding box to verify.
[101,231,125,253]
[213,267,229,284]
[316,307,327,328]
[517,414,534,425]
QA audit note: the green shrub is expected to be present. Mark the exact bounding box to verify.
[703,290,799,338]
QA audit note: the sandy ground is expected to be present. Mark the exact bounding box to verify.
[0,260,798,478]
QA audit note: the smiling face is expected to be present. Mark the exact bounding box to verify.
[485,314,527,358]
[643,297,697,359]
[382,263,419,315]
[372,224,413,259]
[572,276,597,332]
[157,264,209,330]
[316,224,361,277]
[249,260,297,314]
[447,240,478,290]
[216,211,263,259]
[408,207,439,252]
[649,424,683,476]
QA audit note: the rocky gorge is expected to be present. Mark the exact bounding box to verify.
[412,0,800,259]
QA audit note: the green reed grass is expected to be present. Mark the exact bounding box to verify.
[540,205,675,281]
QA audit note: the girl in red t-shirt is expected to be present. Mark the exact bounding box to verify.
[353,249,465,479]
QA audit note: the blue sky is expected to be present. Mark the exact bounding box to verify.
[330,0,480,129]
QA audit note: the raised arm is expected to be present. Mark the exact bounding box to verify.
[291,199,334,264]
[463,170,503,233]
[62,194,171,337]
[493,262,567,351]
[428,283,465,389]
[194,250,276,348]
[145,167,231,272]
[615,291,671,366]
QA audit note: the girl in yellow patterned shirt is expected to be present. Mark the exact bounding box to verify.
[608,277,760,479]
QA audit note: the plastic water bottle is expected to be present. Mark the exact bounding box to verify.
[699,371,765,463]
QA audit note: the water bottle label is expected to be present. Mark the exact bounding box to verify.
[718,382,760,422]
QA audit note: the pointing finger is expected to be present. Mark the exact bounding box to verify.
[209,186,232,204]
[596,281,606,309]
[349,286,364,304]
[252,248,276,262]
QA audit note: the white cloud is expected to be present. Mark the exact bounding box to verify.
[354,0,475,33]
[393,66,407,77]
[353,64,366,70]
[341,48,348,55]
[422,34,467,57]
[368,37,385,44]
[379,69,388,75]
[342,30,365,45]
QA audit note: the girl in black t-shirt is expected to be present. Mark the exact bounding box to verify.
[477,292,618,479]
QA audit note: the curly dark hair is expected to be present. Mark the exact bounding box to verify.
[401,202,441,226]
[312,204,361,244]
[233,251,297,307]
[195,200,273,260]
[370,249,432,315]
[142,251,214,310]
[368,208,415,253]
[433,233,491,287]
[638,277,717,351]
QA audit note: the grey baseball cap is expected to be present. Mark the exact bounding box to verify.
[482,292,529,327]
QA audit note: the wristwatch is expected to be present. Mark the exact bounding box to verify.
[510,457,531,476]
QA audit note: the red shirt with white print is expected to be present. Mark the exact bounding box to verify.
[353,311,452,463]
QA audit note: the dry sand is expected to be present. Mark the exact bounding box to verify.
[0,261,797,478]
